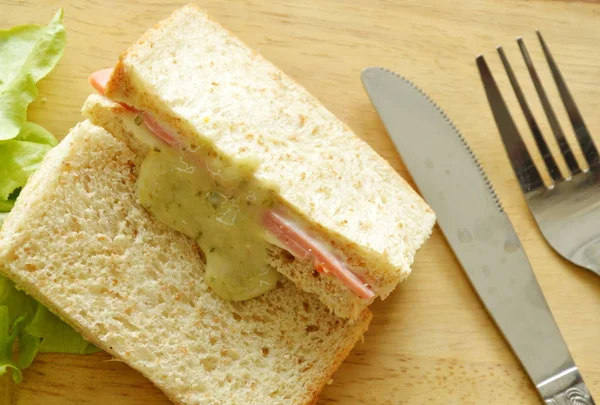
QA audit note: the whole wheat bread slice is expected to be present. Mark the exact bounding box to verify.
[0,120,371,405]
[102,4,436,319]
[83,94,384,320]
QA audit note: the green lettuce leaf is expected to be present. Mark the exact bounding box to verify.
[25,305,98,354]
[0,277,36,327]
[0,308,26,383]
[0,276,99,383]
[0,277,36,382]
[0,9,64,209]
[15,333,40,371]
[0,122,56,201]
[0,9,66,141]
[0,10,100,384]
[0,201,13,213]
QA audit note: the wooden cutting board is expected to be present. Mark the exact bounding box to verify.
[1,0,600,403]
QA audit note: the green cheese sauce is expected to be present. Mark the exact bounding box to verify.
[135,145,280,301]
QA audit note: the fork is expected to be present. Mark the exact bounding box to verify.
[476,31,600,277]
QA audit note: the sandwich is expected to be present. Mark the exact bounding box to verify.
[0,120,371,404]
[0,5,434,403]
[85,4,435,321]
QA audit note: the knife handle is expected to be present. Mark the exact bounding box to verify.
[538,366,595,405]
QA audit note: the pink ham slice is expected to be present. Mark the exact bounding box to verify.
[140,111,181,147]
[88,69,137,112]
[89,69,375,300]
[263,211,375,299]
[88,68,113,95]
[89,70,182,146]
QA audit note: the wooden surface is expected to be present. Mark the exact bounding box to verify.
[2,0,600,403]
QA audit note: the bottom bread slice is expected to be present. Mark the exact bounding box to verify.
[0,121,371,405]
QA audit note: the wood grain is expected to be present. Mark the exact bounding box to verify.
[1,0,600,403]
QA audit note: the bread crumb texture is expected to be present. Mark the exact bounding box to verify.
[83,94,376,321]
[106,5,436,301]
[0,121,371,405]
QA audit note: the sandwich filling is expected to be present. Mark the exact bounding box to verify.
[89,68,375,301]
[137,148,280,301]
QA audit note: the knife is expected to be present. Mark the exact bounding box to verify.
[361,67,595,405]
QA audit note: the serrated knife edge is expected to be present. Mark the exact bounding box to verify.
[361,66,595,404]
[362,66,504,211]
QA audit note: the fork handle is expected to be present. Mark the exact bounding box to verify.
[537,366,595,404]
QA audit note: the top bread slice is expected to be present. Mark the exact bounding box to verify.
[84,94,375,320]
[104,4,436,317]
[0,120,371,405]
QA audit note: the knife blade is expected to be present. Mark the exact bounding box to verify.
[361,67,594,404]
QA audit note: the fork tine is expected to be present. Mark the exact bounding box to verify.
[497,46,562,182]
[537,31,600,169]
[517,37,581,177]
[476,55,545,194]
